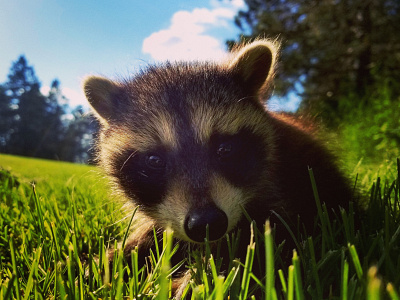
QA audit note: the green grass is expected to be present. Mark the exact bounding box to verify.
[0,153,400,299]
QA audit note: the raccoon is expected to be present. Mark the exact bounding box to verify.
[84,39,352,292]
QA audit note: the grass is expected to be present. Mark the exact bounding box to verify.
[0,153,400,299]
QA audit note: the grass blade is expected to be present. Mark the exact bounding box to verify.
[9,237,21,300]
[22,246,42,300]
[121,206,138,249]
[367,267,381,300]
[240,222,255,300]
[348,244,363,281]
[287,265,294,300]
[292,250,305,300]
[341,256,349,300]
[3,274,16,300]
[387,283,400,300]
[307,236,322,299]
[278,269,287,296]
[265,220,275,300]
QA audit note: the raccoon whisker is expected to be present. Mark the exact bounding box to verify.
[138,171,148,177]
[120,151,137,171]
[236,95,257,103]
[108,215,132,227]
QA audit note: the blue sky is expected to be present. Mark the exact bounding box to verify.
[0,0,299,111]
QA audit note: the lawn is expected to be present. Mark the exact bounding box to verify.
[0,153,399,299]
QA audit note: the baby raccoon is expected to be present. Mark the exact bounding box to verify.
[84,40,352,291]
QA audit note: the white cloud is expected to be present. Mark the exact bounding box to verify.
[142,0,245,61]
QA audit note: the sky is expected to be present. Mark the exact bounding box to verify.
[0,0,299,111]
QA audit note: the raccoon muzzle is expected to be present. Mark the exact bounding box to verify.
[184,205,228,242]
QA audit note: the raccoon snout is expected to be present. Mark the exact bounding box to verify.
[184,205,228,242]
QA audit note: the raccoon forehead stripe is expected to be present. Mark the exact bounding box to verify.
[190,103,219,143]
[146,111,179,150]
[118,111,179,151]
[190,102,270,143]
[99,113,178,159]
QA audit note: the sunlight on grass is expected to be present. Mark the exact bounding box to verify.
[0,154,399,298]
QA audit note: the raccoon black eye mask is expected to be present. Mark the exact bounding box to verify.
[111,128,265,242]
[84,39,352,294]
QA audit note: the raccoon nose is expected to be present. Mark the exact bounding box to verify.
[184,205,228,242]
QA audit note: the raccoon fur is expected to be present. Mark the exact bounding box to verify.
[84,40,353,293]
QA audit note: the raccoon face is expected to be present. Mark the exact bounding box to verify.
[84,40,278,243]
[114,126,269,242]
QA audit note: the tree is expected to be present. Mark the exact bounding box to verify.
[232,0,400,117]
[1,55,98,163]
[2,56,44,155]
[1,56,40,152]
[6,56,40,97]
[31,79,67,159]
[7,82,51,157]
[2,56,67,159]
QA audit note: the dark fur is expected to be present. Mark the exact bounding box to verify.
[84,40,353,296]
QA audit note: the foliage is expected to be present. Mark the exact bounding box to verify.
[334,84,400,172]
[0,56,97,163]
[59,106,99,163]
[1,154,400,299]
[232,0,400,116]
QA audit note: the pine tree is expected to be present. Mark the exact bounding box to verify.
[2,56,66,159]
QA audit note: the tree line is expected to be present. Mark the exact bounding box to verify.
[231,0,400,122]
[0,56,97,163]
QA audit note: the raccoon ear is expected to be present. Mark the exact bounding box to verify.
[83,76,121,124]
[229,40,277,96]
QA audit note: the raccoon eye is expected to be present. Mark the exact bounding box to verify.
[217,142,233,159]
[146,154,166,169]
